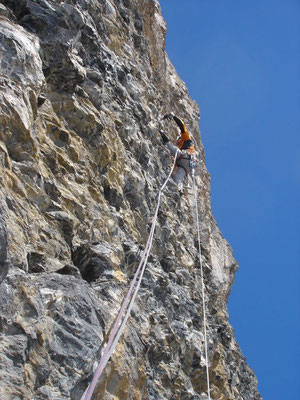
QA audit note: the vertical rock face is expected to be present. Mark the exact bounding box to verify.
[0,1,262,399]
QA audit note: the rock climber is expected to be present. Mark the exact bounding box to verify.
[160,112,197,187]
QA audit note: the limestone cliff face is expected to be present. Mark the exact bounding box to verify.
[0,1,262,399]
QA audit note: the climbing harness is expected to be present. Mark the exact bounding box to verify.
[192,168,211,400]
[174,150,198,177]
[81,150,179,400]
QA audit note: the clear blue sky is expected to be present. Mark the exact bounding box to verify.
[160,1,300,399]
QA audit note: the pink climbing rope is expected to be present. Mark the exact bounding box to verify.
[82,150,179,400]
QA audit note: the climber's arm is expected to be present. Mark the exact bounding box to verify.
[162,113,190,140]
[173,115,186,134]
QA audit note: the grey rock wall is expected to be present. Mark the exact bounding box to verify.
[0,205,8,282]
[0,0,262,399]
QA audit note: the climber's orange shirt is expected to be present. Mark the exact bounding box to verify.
[174,116,195,154]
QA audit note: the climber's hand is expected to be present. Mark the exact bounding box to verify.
[162,113,174,121]
[159,130,169,144]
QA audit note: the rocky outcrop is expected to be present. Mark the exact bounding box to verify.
[0,0,262,399]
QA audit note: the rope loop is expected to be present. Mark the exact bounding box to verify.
[81,150,179,400]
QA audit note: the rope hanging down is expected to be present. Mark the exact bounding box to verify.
[81,150,179,400]
[192,169,211,400]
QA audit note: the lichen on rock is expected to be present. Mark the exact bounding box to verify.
[0,1,262,399]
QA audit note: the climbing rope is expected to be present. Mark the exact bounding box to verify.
[81,150,179,400]
[191,168,211,400]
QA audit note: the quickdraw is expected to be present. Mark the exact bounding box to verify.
[189,156,198,169]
